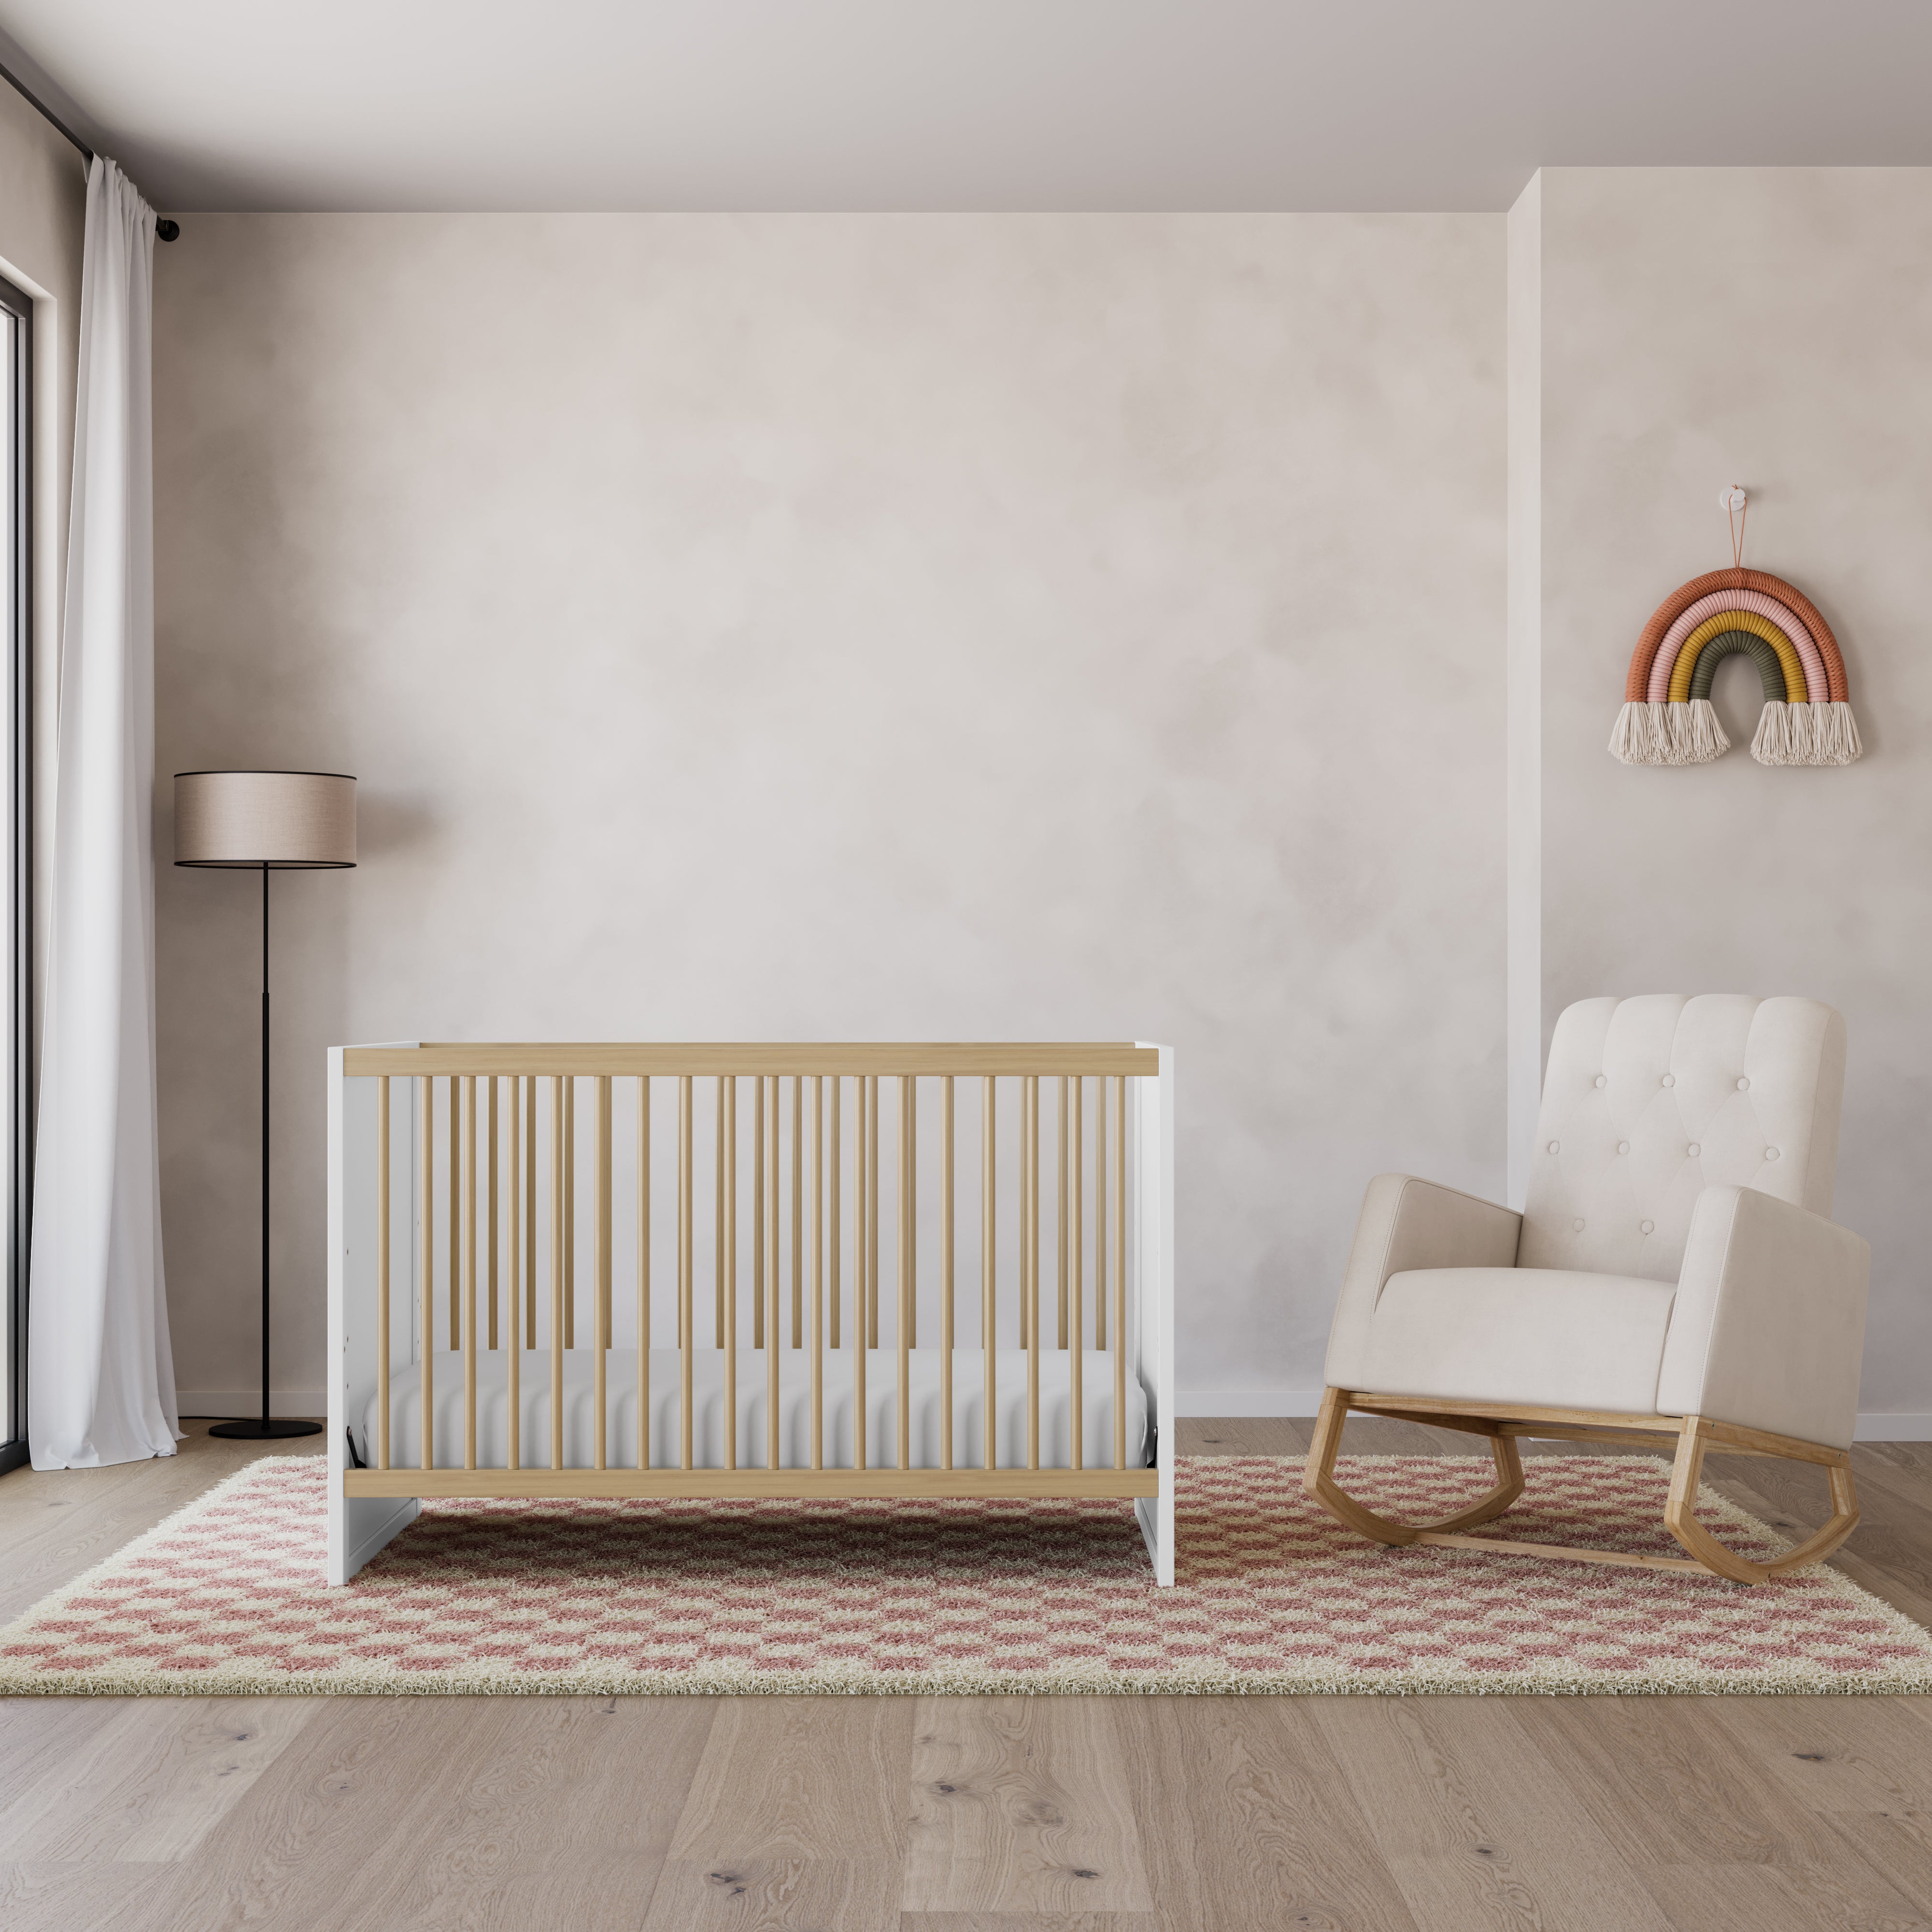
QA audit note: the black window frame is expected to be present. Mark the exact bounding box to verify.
[0,270,29,1477]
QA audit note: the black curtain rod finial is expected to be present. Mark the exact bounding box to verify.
[156,219,179,242]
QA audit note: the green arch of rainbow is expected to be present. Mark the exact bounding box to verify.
[1624,568,1848,706]
[1687,632,1787,703]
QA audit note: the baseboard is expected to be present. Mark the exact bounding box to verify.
[1854,1414,1932,1442]
[175,1392,328,1421]
[1181,1392,1932,1444]
[1177,1390,1325,1419]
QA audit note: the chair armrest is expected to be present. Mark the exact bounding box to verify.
[1323,1175,1523,1390]
[1657,1184,1869,1451]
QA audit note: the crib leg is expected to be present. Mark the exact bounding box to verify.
[1135,1466,1175,1586]
[328,1487,420,1585]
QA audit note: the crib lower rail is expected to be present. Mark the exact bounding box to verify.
[344,1466,1159,1501]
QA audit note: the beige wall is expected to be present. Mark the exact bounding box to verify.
[1529,169,1932,1418]
[151,213,1508,1412]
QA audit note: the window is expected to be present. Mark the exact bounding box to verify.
[0,271,28,1474]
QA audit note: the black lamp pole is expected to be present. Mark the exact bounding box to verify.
[211,863,320,1439]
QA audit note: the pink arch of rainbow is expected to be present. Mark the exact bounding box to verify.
[1646,588,1829,704]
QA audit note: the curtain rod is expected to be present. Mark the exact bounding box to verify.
[0,54,178,241]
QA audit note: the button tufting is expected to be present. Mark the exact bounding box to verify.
[1662,1074,1675,1087]
[1617,1141,1630,1154]
[1640,1220,1654,1234]
[1737,1077,1750,1090]
[1594,1075,1606,1088]
[1572,1218,1585,1232]
[1765,1147,1779,1161]
[1687,1143,1701,1157]
[1548,1140,1560,1154]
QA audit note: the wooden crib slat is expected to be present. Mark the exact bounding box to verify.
[752,1075,765,1351]
[563,1076,576,1350]
[637,1076,649,1472]
[1026,1075,1039,1471]
[897,1075,912,1471]
[524,1075,537,1350]
[867,1075,880,1349]
[853,1077,867,1474]
[723,1076,737,1470]
[594,1075,611,1470]
[464,1075,477,1469]
[508,1078,521,1471]
[551,1076,565,1472]
[1071,1077,1083,1471]
[767,1075,780,1470]
[905,1075,916,1350]
[714,1075,726,1351]
[487,1077,498,1351]
[421,1078,435,1473]
[981,1076,995,1473]
[811,1075,824,1471]
[1114,1073,1127,1471]
[829,1076,841,1353]
[679,1075,694,1469]
[1058,1076,1068,1350]
[377,1076,390,1470]
[447,1074,460,1351]
[1094,1077,1107,1351]
[791,1076,803,1350]
[940,1074,953,1471]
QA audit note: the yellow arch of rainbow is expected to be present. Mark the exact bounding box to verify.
[1666,610,1806,704]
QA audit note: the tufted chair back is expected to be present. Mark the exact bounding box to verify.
[1518,995,1846,1285]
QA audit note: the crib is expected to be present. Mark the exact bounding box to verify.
[326,1043,1175,1583]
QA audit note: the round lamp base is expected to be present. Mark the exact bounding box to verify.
[207,1417,325,1440]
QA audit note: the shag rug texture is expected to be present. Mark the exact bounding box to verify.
[2,1454,1928,1696]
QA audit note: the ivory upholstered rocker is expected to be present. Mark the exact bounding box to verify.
[1308,995,1870,1584]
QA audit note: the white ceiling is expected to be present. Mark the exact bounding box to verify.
[4,0,1931,215]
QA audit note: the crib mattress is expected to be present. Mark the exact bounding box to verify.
[357,1347,1149,1473]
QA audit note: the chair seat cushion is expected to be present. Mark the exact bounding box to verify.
[1353,1267,1678,1415]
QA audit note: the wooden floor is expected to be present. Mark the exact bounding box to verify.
[5,1420,1932,1931]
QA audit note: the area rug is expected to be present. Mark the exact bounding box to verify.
[2,1454,1929,1696]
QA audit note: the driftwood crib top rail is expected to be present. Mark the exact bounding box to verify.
[344,1043,1160,1077]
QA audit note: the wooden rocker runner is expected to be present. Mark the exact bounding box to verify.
[1307,995,1869,1586]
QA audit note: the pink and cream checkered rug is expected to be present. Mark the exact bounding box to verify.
[3,1454,1928,1695]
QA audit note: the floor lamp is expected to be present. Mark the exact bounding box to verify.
[174,769,356,1440]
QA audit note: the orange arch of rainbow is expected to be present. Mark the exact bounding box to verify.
[1625,567,1848,706]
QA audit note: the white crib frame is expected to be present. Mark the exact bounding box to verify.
[327,1044,1175,1585]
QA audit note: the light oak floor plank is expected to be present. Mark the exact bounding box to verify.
[0,1860,191,1932]
[0,1696,320,1863]
[1633,1857,1932,1932]
[170,1694,715,1932]
[643,1857,901,1932]
[903,1698,1150,1917]
[1517,1693,1859,1871]
[1115,1696,1421,1932]
[670,1697,915,1862]
[903,1915,1157,1930]
[1309,1694,1676,1932]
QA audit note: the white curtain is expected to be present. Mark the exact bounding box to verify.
[27,157,177,1467]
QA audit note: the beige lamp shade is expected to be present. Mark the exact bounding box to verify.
[174,770,356,868]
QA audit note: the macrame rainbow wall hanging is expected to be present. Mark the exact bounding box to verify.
[1609,493,1861,767]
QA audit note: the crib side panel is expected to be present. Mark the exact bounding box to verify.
[1133,1043,1176,1585]
[328,1052,421,1584]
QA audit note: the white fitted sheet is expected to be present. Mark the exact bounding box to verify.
[356,1347,1149,1473]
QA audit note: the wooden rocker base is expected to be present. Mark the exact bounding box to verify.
[1304,1387,1859,1586]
